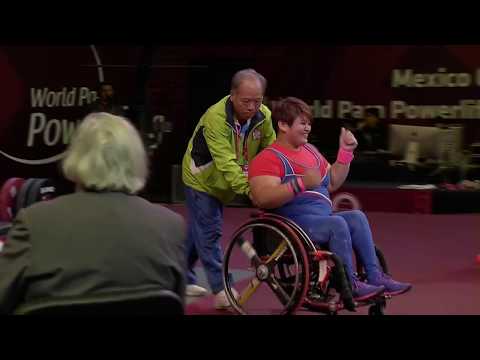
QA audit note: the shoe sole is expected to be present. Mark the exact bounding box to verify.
[353,288,385,302]
[384,285,412,297]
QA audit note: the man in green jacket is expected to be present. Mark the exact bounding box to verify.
[182,69,276,309]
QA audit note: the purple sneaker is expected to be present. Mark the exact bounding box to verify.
[368,273,412,296]
[352,279,385,301]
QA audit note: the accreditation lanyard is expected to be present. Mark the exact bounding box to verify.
[234,119,251,175]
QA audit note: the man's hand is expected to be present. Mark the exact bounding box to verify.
[339,127,358,151]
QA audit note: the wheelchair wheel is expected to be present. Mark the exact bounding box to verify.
[368,297,386,316]
[223,217,310,315]
[368,303,385,316]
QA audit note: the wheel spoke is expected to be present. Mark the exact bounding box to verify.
[266,275,291,306]
[238,277,262,306]
[266,241,288,264]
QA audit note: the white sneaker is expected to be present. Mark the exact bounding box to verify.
[214,288,239,310]
[186,284,208,297]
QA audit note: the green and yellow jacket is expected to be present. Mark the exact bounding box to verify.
[182,95,276,204]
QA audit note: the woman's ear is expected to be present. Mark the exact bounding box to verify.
[277,120,289,133]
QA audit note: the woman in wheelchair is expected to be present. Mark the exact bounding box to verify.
[247,97,411,303]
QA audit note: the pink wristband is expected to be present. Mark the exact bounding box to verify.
[336,147,354,165]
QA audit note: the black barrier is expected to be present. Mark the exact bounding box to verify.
[15,178,36,217]
[25,178,56,208]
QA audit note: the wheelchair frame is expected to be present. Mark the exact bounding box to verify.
[222,211,390,315]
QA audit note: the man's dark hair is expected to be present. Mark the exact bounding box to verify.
[365,107,379,118]
[97,81,113,92]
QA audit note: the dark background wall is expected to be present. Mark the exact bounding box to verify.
[1,45,479,201]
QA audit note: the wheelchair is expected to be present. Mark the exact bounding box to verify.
[222,211,392,315]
